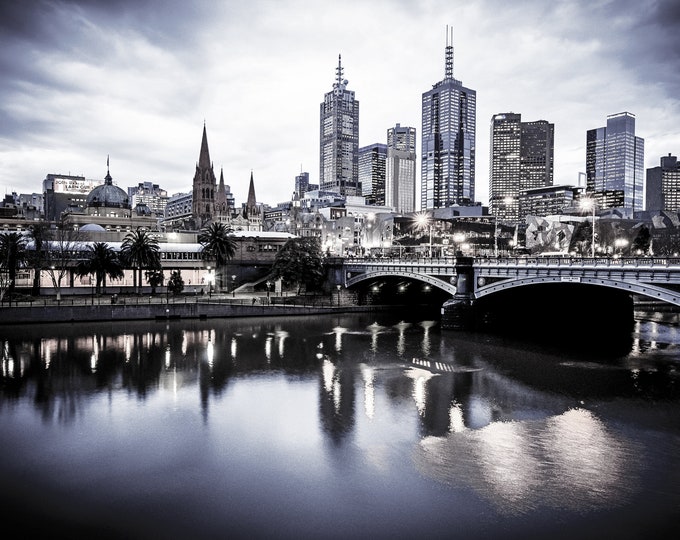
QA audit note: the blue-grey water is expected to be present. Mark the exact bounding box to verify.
[1,310,679,539]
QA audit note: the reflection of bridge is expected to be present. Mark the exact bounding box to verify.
[343,256,680,329]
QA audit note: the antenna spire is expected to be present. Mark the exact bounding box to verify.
[445,25,454,79]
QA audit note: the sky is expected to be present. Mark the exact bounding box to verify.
[1,0,679,208]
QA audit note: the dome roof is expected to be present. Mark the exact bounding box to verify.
[79,223,106,232]
[86,167,130,209]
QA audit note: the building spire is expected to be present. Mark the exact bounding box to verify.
[198,123,211,169]
[334,54,345,89]
[105,155,112,185]
[445,25,454,79]
[246,170,257,212]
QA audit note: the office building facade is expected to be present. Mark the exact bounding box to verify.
[319,55,360,197]
[586,112,644,211]
[646,153,680,212]
[359,143,387,205]
[421,28,476,210]
[386,124,417,214]
[490,113,554,223]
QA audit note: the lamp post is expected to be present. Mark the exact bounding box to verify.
[231,274,236,297]
[336,284,341,307]
[415,212,432,258]
[266,280,272,299]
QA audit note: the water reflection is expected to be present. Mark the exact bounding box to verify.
[1,312,679,537]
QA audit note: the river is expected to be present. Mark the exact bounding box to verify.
[1,309,679,539]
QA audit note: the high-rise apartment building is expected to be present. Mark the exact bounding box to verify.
[490,113,554,223]
[127,182,168,217]
[359,143,387,205]
[421,27,476,210]
[319,55,360,197]
[386,124,416,214]
[646,153,680,212]
[586,112,644,211]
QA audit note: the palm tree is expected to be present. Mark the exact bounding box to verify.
[198,222,237,291]
[75,242,124,295]
[120,228,160,294]
[0,232,27,300]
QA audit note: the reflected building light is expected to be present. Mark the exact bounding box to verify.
[333,326,346,352]
[333,379,341,412]
[230,337,237,359]
[420,321,436,356]
[449,401,466,433]
[165,345,171,369]
[206,340,214,369]
[546,408,632,506]
[477,421,539,505]
[276,330,289,358]
[43,340,51,369]
[265,336,272,361]
[181,331,188,356]
[322,358,335,393]
[395,321,410,357]
[405,367,435,416]
[90,334,99,371]
[124,335,132,362]
[361,364,375,419]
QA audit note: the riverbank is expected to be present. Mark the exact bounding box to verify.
[0,293,391,325]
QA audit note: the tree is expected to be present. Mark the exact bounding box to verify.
[198,222,236,291]
[145,269,164,294]
[27,222,50,296]
[75,242,124,295]
[166,270,184,295]
[0,232,27,300]
[632,225,652,255]
[270,237,325,294]
[43,219,81,301]
[120,228,160,294]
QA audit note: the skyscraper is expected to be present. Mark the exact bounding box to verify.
[490,113,554,223]
[421,27,476,210]
[386,123,417,214]
[319,55,360,197]
[359,143,387,205]
[586,112,644,211]
[646,153,680,212]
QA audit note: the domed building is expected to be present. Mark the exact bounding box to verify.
[61,158,159,237]
[86,161,131,218]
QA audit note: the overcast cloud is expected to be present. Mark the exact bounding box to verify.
[1,0,679,207]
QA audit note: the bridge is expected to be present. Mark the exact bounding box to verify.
[342,255,680,330]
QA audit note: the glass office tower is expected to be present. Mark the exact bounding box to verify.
[386,124,417,214]
[586,112,644,211]
[490,113,554,223]
[359,143,387,206]
[421,27,476,210]
[320,55,360,197]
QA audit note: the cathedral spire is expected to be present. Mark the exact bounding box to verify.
[198,123,211,169]
[246,170,257,213]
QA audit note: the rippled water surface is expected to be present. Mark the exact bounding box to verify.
[1,312,679,539]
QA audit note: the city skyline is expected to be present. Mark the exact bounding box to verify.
[1,0,679,208]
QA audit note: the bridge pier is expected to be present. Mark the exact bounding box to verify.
[441,255,475,330]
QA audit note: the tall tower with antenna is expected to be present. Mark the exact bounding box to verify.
[319,54,360,197]
[421,26,477,210]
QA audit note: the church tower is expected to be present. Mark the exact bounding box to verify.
[192,123,217,229]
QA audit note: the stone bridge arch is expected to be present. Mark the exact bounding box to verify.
[475,275,680,307]
[345,270,457,296]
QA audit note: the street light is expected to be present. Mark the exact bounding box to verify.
[580,198,597,257]
[336,284,341,307]
[266,280,272,298]
[231,274,236,297]
[415,212,433,258]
